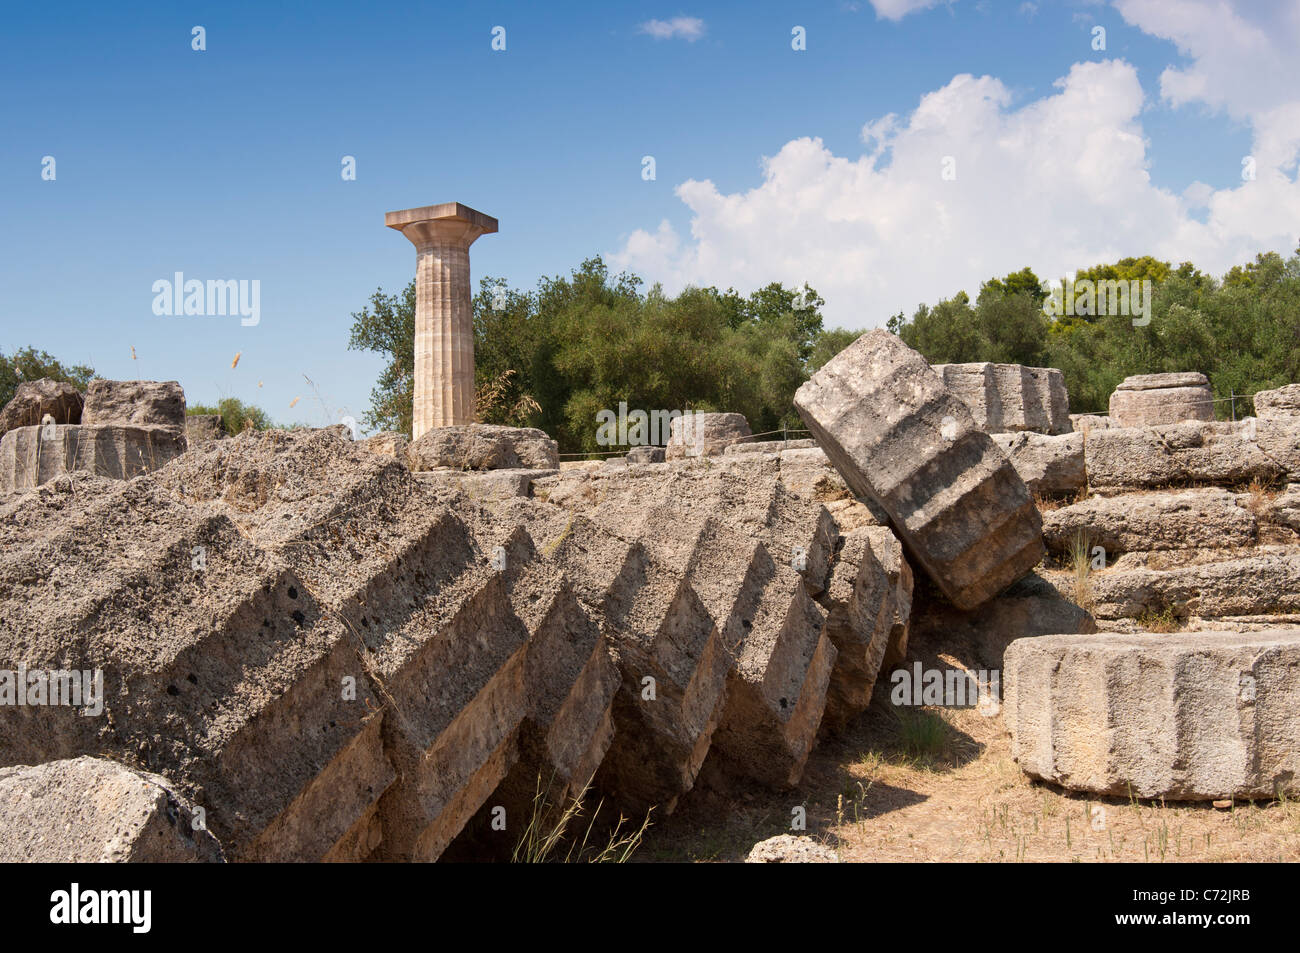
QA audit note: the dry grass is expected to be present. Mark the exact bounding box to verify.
[476,368,541,427]
[1067,530,1094,608]
[1244,476,1280,518]
[638,696,1300,863]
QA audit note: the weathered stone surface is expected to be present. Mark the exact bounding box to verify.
[992,431,1085,497]
[794,330,1045,610]
[82,379,186,432]
[1053,549,1300,620]
[1004,630,1300,800]
[777,446,852,502]
[1042,488,1257,555]
[414,467,557,501]
[185,414,226,443]
[0,468,389,862]
[0,379,83,436]
[1109,372,1214,428]
[0,424,187,492]
[665,412,752,460]
[725,438,816,455]
[932,363,1071,435]
[820,525,913,729]
[1255,384,1300,419]
[1084,419,1293,489]
[0,757,224,862]
[745,834,839,863]
[1069,413,1112,433]
[362,431,408,458]
[408,423,559,471]
[626,445,665,463]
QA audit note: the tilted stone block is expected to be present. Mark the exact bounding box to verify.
[0,474,389,862]
[819,525,913,729]
[932,362,1071,434]
[1004,630,1300,800]
[794,331,1044,610]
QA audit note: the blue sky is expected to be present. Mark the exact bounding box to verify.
[1,0,1291,429]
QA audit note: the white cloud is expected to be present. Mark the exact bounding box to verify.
[610,2,1300,330]
[638,16,706,41]
[868,0,953,20]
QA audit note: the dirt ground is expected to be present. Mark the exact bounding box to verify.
[638,660,1300,863]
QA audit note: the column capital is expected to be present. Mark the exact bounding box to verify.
[385,202,498,249]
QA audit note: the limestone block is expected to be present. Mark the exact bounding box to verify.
[1108,372,1214,427]
[83,379,186,432]
[1004,630,1300,800]
[0,424,187,492]
[1084,419,1288,489]
[1042,488,1256,555]
[0,757,224,862]
[0,379,82,436]
[665,412,752,459]
[793,330,1044,610]
[932,362,1071,434]
[991,431,1085,497]
[1254,383,1300,419]
[408,423,560,471]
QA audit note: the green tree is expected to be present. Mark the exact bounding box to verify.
[0,347,95,408]
[187,397,274,434]
[348,281,416,436]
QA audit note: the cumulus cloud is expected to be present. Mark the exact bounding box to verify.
[610,3,1300,330]
[868,0,954,20]
[638,16,706,41]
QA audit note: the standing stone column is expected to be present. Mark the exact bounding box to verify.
[386,203,498,440]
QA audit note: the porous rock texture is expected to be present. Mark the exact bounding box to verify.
[931,362,1071,435]
[665,412,753,460]
[992,431,1085,497]
[1084,418,1300,490]
[0,426,910,860]
[745,834,839,863]
[794,330,1044,610]
[1004,630,1300,800]
[0,757,224,862]
[1108,372,1214,428]
[82,379,187,432]
[408,423,559,471]
[1255,384,1300,420]
[0,378,83,436]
